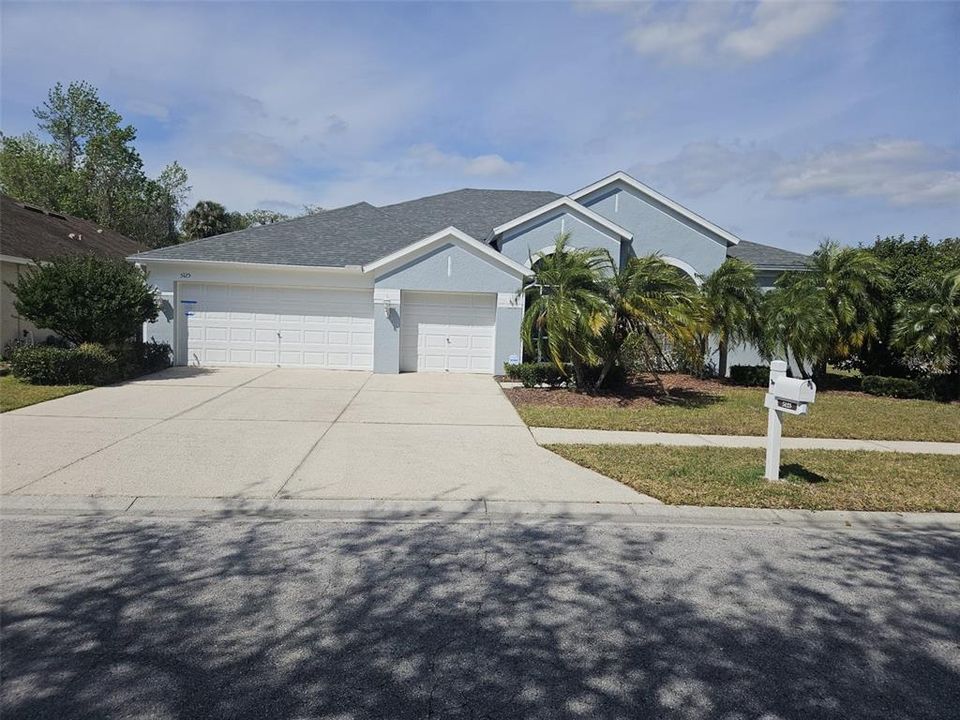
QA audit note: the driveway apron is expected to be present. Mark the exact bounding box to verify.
[1,368,648,503]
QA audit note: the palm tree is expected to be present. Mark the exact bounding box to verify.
[760,277,835,379]
[594,254,702,387]
[802,239,892,375]
[521,233,609,386]
[181,200,231,240]
[700,258,762,378]
[893,268,960,380]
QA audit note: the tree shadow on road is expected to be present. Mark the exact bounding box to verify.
[2,513,958,719]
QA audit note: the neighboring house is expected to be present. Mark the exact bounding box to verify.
[0,194,147,348]
[130,171,808,375]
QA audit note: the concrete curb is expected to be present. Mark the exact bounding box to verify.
[3,495,958,531]
[530,427,960,455]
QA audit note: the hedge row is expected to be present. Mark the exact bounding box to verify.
[728,365,770,387]
[862,374,958,401]
[9,341,172,386]
[503,362,566,388]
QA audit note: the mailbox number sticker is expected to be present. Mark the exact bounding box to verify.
[777,399,797,411]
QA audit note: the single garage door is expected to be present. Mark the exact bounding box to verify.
[181,283,374,369]
[400,291,496,373]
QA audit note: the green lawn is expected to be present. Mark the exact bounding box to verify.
[0,375,92,412]
[515,386,960,443]
[549,444,960,512]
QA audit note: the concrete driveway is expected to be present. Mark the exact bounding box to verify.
[1,368,647,503]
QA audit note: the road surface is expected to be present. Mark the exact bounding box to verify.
[2,511,958,719]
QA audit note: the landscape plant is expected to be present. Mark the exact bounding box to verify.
[699,258,763,378]
[760,240,891,378]
[6,254,159,346]
[893,267,960,382]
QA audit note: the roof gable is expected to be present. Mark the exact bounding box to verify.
[364,227,532,279]
[570,171,742,246]
[492,197,633,241]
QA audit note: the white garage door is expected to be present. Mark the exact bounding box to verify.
[181,283,374,369]
[400,291,496,373]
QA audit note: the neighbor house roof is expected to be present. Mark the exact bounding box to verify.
[727,240,810,271]
[130,189,561,268]
[1,194,146,262]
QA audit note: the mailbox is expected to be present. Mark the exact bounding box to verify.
[764,376,816,415]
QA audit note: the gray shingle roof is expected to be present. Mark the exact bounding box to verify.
[727,239,809,270]
[130,189,560,267]
[130,184,806,271]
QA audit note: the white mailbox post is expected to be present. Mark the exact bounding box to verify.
[763,361,817,481]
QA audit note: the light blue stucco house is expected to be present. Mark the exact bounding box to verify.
[130,171,808,375]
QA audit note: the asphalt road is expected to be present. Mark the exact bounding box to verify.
[2,512,958,719]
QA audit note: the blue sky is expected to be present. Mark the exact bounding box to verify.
[2,1,957,253]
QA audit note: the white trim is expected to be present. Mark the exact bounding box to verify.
[373,287,401,303]
[492,197,633,241]
[524,243,571,268]
[128,256,364,273]
[661,256,703,286]
[570,171,742,246]
[0,254,33,266]
[363,226,533,278]
[497,292,522,308]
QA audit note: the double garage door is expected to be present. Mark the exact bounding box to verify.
[400,291,496,373]
[180,284,497,373]
[181,283,374,370]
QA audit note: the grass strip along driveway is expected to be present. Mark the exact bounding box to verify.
[0,376,92,413]
[508,377,960,443]
[550,444,960,512]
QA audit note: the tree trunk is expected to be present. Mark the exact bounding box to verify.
[814,359,828,381]
[595,355,616,389]
[718,340,728,379]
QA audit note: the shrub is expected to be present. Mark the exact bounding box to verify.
[574,363,627,390]
[8,345,78,385]
[861,375,926,399]
[729,365,770,386]
[8,340,172,386]
[74,343,120,385]
[918,375,959,402]
[115,340,173,378]
[5,254,159,346]
[8,343,120,385]
[139,340,173,374]
[503,361,565,388]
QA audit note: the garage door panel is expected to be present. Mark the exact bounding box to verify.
[182,283,373,369]
[400,292,496,374]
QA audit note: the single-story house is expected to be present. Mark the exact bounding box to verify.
[130,171,808,375]
[1,194,147,349]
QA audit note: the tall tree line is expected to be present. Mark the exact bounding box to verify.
[1,81,190,248]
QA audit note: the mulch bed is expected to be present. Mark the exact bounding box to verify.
[503,373,733,409]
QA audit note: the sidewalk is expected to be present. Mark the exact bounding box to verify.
[530,427,960,455]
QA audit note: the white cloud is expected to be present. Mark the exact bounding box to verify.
[586,0,838,65]
[633,140,779,195]
[773,140,960,207]
[402,144,522,177]
[721,1,837,59]
[633,139,960,207]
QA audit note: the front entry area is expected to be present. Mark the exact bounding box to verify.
[399,291,496,373]
[179,283,374,370]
